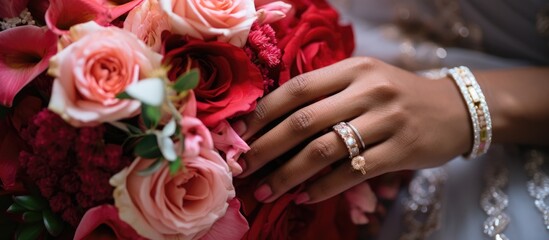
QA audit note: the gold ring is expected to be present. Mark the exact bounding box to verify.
[333,122,366,175]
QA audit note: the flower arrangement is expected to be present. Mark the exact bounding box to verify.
[0,0,411,239]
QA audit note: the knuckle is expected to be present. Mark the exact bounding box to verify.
[308,139,335,163]
[253,100,268,121]
[388,106,407,126]
[349,56,378,72]
[285,74,310,97]
[371,79,399,100]
[288,108,315,133]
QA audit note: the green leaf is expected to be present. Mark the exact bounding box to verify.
[126,124,143,135]
[7,203,26,213]
[12,196,47,211]
[137,158,164,176]
[42,209,63,237]
[22,211,42,223]
[134,134,162,159]
[141,104,161,129]
[116,91,133,100]
[16,223,43,240]
[173,69,200,92]
[169,157,182,175]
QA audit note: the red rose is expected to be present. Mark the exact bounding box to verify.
[236,174,358,240]
[272,0,354,84]
[74,205,145,240]
[241,191,358,240]
[163,34,264,127]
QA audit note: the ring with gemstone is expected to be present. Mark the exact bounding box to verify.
[333,122,361,159]
[333,122,367,175]
[347,122,366,149]
[351,156,367,175]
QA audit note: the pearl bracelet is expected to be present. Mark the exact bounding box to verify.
[448,66,492,159]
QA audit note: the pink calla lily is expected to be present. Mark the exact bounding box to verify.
[0,26,56,107]
[0,0,29,18]
[104,0,144,19]
[45,0,110,35]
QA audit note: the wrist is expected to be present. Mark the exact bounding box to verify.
[432,75,473,157]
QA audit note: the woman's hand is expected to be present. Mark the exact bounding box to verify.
[236,57,473,204]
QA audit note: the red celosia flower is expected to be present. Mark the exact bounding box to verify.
[18,109,131,227]
[244,22,282,93]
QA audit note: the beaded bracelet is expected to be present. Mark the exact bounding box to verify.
[448,66,492,159]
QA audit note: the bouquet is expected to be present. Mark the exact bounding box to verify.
[0,0,411,239]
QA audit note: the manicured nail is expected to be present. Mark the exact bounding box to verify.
[237,158,247,172]
[232,120,247,137]
[294,192,310,205]
[254,184,272,202]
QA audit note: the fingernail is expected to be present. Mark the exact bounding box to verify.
[294,192,310,205]
[254,184,272,202]
[237,158,247,172]
[232,120,247,137]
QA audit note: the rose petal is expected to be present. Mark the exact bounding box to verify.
[45,0,110,35]
[125,77,165,106]
[0,26,56,107]
[201,199,249,240]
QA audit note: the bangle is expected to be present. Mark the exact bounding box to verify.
[448,66,492,159]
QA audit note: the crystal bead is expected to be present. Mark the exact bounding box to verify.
[345,137,356,146]
[481,188,508,215]
[351,147,359,156]
[495,233,509,240]
[483,213,510,237]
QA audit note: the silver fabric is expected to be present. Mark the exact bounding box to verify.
[326,0,549,239]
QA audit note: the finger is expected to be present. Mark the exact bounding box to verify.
[239,92,359,177]
[253,114,395,202]
[241,59,359,141]
[297,140,399,204]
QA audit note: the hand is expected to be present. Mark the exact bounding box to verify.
[238,57,472,204]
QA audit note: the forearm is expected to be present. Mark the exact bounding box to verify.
[473,67,549,146]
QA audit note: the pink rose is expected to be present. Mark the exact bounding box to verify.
[124,0,170,52]
[110,117,247,240]
[159,0,256,47]
[211,120,250,176]
[47,21,162,127]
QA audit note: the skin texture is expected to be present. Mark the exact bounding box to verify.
[237,57,549,204]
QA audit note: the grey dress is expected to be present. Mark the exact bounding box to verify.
[327,0,549,239]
